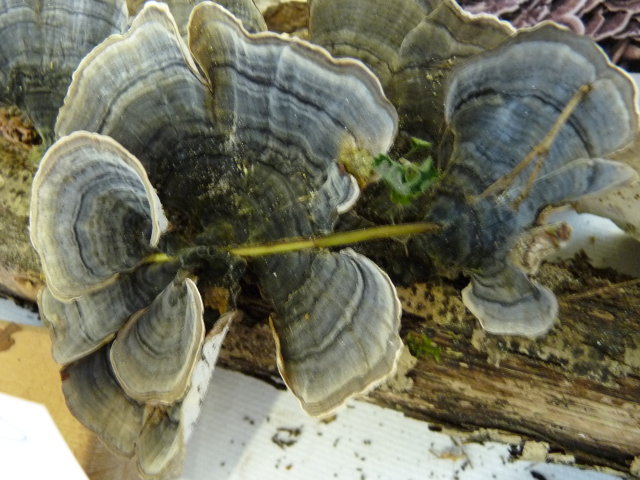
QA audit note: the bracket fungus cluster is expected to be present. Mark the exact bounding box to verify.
[458,0,640,67]
[30,129,220,476]
[28,1,402,476]
[416,25,637,336]
[309,0,639,337]
[15,0,640,476]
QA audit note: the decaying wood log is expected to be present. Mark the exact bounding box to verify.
[225,257,640,476]
[1,107,639,477]
[0,126,42,301]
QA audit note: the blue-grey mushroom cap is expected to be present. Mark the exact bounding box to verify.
[0,0,128,142]
[110,278,205,405]
[127,0,266,34]
[56,1,228,223]
[61,315,232,476]
[61,346,146,458]
[415,23,638,337]
[189,1,403,416]
[39,261,178,365]
[30,131,169,300]
[30,125,233,477]
[135,313,233,478]
[309,0,513,142]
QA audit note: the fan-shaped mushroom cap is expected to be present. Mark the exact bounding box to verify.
[445,24,637,175]
[462,263,559,337]
[441,23,638,213]
[309,0,513,141]
[188,1,397,220]
[309,0,435,85]
[60,319,232,476]
[110,278,205,405]
[62,309,232,477]
[0,0,128,141]
[128,0,266,34]
[136,313,233,478]
[55,1,233,219]
[414,23,638,337]
[55,0,401,417]
[57,0,396,225]
[30,131,168,300]
[269,249,402,417]
[62,347,145,457]
[39,260,179,365]
[390,0,513,142]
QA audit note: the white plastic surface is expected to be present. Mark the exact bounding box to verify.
[0,392,88,480]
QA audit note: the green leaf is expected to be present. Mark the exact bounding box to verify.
[373,151,439,205]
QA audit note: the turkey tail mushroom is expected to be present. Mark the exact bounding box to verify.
[110,278,205,405]
[188,2,402,415]
[188,0,397,214]
[462,263,559,338]
[39,261,178,365]
[412,24,638,337]
[269,249,402,417]
[30,128,232,477]
[388,0,513,144]
[51,0,403,424]
[309,0,513,143]
[444,25,637,161]
[62,346,146,458]
[61,314,233,478]
[29,131,169,300]
[0,0,128,142]
[309,0,435,86]
[135,312,233,478]
[55,1,235,221]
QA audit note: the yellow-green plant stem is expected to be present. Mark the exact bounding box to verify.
[228,222,439,257]
[142,252,176,264]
